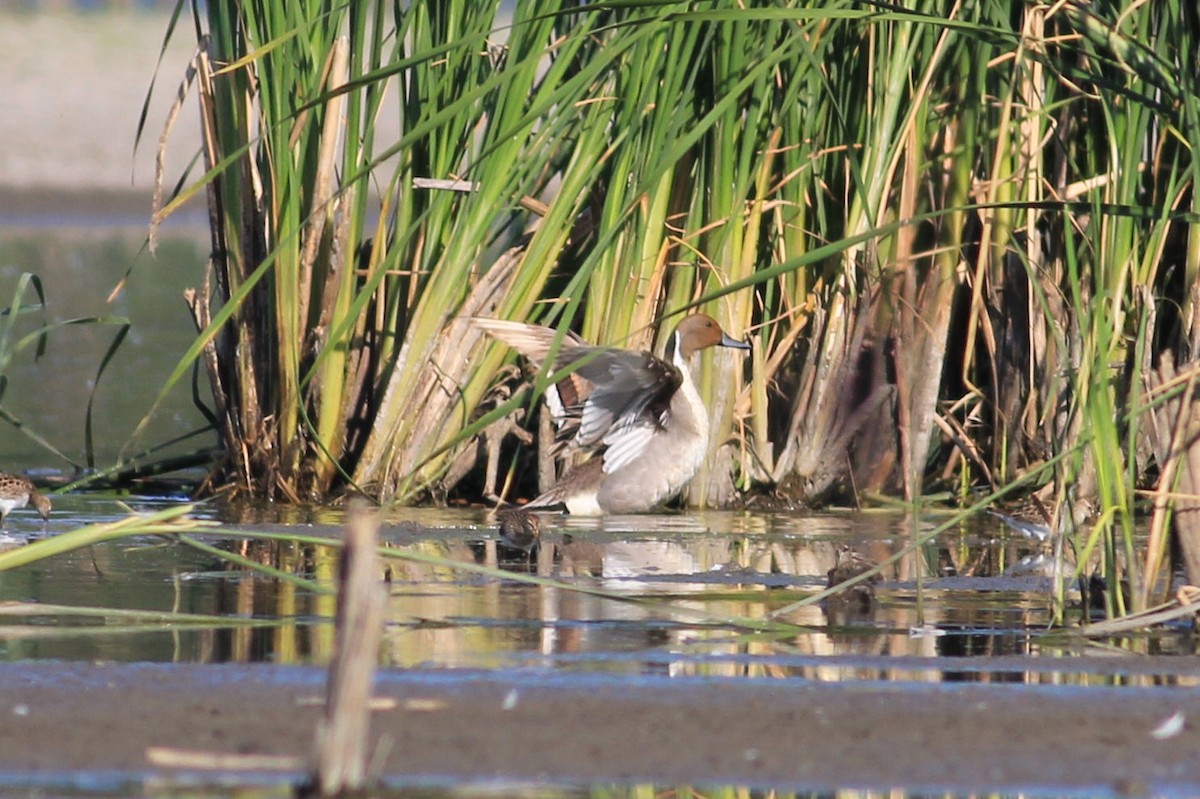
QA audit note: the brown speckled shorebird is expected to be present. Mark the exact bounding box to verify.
[0,473,51,528]
[496,507,542,554]
[825,544,881,599]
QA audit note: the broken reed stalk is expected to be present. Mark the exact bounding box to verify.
[1145,356,1200,597]
[308,501,387,796]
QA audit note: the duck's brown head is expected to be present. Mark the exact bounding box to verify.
[671,314,751,360]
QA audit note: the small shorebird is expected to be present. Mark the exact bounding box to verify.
[826,544,881,596]
[988,492,1093,542]
[475,313,750,514]
[824,544,882,624]
[495,507,542,554]
[0,473,51,528]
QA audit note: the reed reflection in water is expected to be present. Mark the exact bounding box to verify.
[0,504,1195,687]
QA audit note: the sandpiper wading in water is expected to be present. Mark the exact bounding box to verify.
[0,473,51,528]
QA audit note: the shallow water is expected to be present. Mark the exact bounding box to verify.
[1,205,1197,796]
[0,501,1198,798]
[1,499,1193,678]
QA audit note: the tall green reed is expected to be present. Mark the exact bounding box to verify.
[146,1,1200,622]
[0,274,131,470]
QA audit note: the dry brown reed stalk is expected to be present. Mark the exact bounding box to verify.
[773,288,895,500]
[355,243,528,499]
[134,1,1199,549]
[1143,356,1200,602]
[309,501,386,795]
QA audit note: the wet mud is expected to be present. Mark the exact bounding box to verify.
[1,661,1199,795]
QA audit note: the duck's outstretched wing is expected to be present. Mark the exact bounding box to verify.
[470,318,584,363]
[567,349,681,472]
[471,318,590,438]
[473,318,681,471]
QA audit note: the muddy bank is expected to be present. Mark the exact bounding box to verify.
[1,661,1198,794]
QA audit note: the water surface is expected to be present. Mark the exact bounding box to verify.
[1,501,1191,682]
[0,196,1194,798]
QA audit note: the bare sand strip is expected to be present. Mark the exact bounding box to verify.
[1,9,198,193]
[1,661,1198,793]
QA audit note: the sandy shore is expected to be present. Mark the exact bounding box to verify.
[2,661,1199,794]
[1,7,400,218]
[1,8,199,196]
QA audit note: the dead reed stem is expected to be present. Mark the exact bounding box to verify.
[309,501,386,795]
[1144,357,1200,604]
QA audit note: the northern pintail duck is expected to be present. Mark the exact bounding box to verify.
[475,314,750,514]
[0,473,51,528]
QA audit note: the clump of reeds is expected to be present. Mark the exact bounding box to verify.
[143,2,1200,616]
